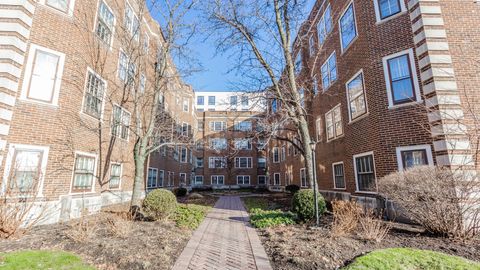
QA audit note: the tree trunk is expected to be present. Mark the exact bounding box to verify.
[131,138,147,212]
[298,115,315,188]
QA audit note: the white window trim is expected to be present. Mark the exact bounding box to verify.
[338,1,359,54]
[179,173,187,184]
[70,151,98,194]
[183,99,189,112]
[345,69,369,122]
[147,167,158,188]
[234,138,252,150]
[1,144,50,198]
[109,162,122,190]
[235,157,253,168]
[237,175,251,185]
[111,103,131,141]
[20,44,66,107]
[80,67,108,121]
[300,168,307,187]
[396,144,434,171]
[272,147,280,163]
[316,117,322,142]
[353,151,378,194]
[209,157,226,168]
[93,0,116,49]
[321,51,337,92]
[158,169,165,187]
[194,175,204,185]
[382,48,421,109]
[325,104,343,142]
[332,161,346,190]
[373,0,407,24]
[211,175,225,185]
[39,0,76,16]
[273,173,281,186]
[180,147,188,163]
[257,175,267,185]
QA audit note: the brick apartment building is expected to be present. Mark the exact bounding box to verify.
[193,91,268,188]
[0,0,195,223]
[268,0,480,206]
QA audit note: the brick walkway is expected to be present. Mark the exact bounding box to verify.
[172,196,272,270]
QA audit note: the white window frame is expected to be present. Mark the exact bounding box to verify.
[353,151,378,194]
[158,170,165,187]
[70,151,98,194]
[211,175,225,185]
[346,69,368,122]
[273,173,281,186]
[321,51,337,91]
[396,145,434,171]
[382,48,421,108]
[40,0,76,16]
[300,168,307,187]
[147,167,158,188]
[234,138,252,150]
[209,157,226,168]
[325,104,343,142]
[179,173,187,185]
[209,121,226,131]
[1,144,50,197]
[237,175,251,185]
[235,157,252,168]
[332,161,346,190]
[194,175,204,185]
[373,0,407,23]
[109,162,122,190]
[183,99,189,112]
[81,67,107,120]
[338,1,358,54]
[316,118,322,142]
[210,138,227,150]
[180,147,188,163]
[111,104,131,140]
[93,0,116,48]
[272,147,280,163]
[20,44,66,107]
[258,175,267,185]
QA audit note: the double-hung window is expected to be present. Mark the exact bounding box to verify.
[84,71,105,119]
[237,175,250,185]
[183,99,189,112]
[197,96,204,106]
[258,175,267,185]
[332,162,346,189]
[258,157,266,168]
[147,168,157,188]
[346,71,367,120]
[375,0,404,21]
[209,157,226,168]
[234,121,252,132]
[317,4,333,45]
[72,154,96,192]
[46,0,69,13]
[235,157,252,168]
[139,74,146,93]
[209,121,226,131]
[321,52,337,90]
[281,146,286,161]
[316,118,322,141]
[112,105,130,140]
[118,51,128,82]
[354,152,377,192]
[208,96,216,106]
[196,157,204,168]
[180,147,188,163]
[211,175,224,185]
[273,173,281,186]
[210,138,227,150]
[300,168,307,187]
[109,163,121,189]
[96,1,115,45]
[241,96,249,108]
[325,105,343,141]
[9,149,44,194]
[230,96,237,107]
[340,3,358,51]
[383,49,419,107]
[313,76,319,95]
[125,4,139,41]
[272,147,280,163]
[234,139,252,150]
[158,170,164,187]
[194,175,203,185]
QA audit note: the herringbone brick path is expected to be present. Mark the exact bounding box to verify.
[172,196,272,270]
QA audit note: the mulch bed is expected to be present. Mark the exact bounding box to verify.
[258,215,480,270]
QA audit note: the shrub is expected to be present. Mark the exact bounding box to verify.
[188,192,204,199]
[249,209,296,228]
[292,189,326,221]
[173,204,210,230]
[357,210,391,242]
[105,213,133,238]
[379,166,480,238]
[175,187,188,197]
[285,184,300,194]
[331,200,362,237]
[65,211,98,243]
[143,189,177,220]
[191,186,213,192]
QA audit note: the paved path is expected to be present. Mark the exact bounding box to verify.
[172,196,272,270]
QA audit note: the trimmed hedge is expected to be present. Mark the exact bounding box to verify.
[285,184,300,194]
[143,189,177,220]
[292,189,326,221]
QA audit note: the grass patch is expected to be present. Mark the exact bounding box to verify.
[173,204,211,230]
[249,209,296,228]
[343,248,480,270]
[0,250,95,270]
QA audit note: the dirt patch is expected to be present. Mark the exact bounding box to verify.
[258,215,480,270]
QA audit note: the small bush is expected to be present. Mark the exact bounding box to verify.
[188,192,204,199]
[105,213,133,238]
[173,204,210,230]
[292,189,326,221]
[357,210,391,242]
[285,184,300,194]
[331,200,362,237]
[175,187,188,197]
[65,212,98,243]
[249,209,296,228]
[143,189,177,220]
[191,186,213,192]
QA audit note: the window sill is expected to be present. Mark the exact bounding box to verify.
[375,11,407,25]
[348,112,369,125]
[326,134,344,143]
[388,100,423,110]
[340,35,359,56]
[333,187,347,191]
[354,190,378,195]
[18,98,59,108]
[79,111,103,122]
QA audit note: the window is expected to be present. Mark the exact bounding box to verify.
[234,139,252,150]
[183,99,189,112]
[374,0,404,21]
[196,157,204,168]
[197,96,204,105]
[241,96,249,107]
[354,152,377,192]
[286,170,293,185]
[72,154,96,192]
[235,157,252,168]
[258,175,267,185]
[179,173,187,185]
[181,123,189,136]
[124,4,139,41]
[180,147,188,163]
[317,4,333,45]
[109,163,121,189]
[325,105,343,141]
[147,168,157,188]
[111,105,130,140]
[139,74,146,93]
[272,147,280,163]
[209,121,226,131]
[211,175,225,185]
[340,3,358,51]
[96,1,115,45]
[23,47,64,105]
[300,168,307,187]
[167,171,174,186]
[294,53,302,74]
[237,175,250,185]
[198,120,204,131]
[8,149,44,193]
[257,138,267,150]
[383,49,420,107]
[208,96,215,106]
[313,76,319,95]
[83,70,105,119]
[234,121,252,132]
[321,52,337,90]
[309,35,315,56]
[273,173,281,186]
[194,176,203,185]
[281,146,286,161]
[258,157,266,168]
[396,145,433,171]
[316,118,322,141]
[332,162,345,189]
[210,138,227,150]
[230,96,237,106]
[118,51,128,82]
[209,157,226,168]
[346,71,367,120]
[46,0,69,12]
[158,170,164,187]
